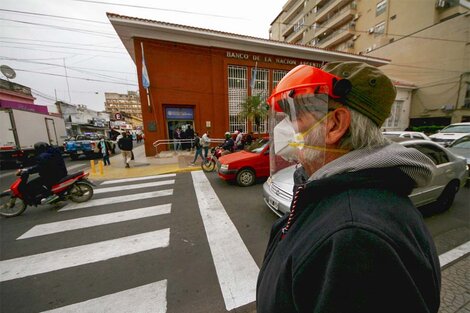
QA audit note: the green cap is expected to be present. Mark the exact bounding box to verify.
[322,61,396,126]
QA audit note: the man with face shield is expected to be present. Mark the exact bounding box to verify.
[257,62,441,313]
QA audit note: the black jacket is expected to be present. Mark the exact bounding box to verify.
[118,136,133,151]
[29,146,68,187]
[257,167,441,313]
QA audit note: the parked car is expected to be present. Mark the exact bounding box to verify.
[429,122,470,147]
[382,131,431,140]
[65,134,115,160]
[263,139,468,217]
[446,135,470,184]
[217,138,270,187]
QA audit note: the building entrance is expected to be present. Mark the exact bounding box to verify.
[165,106,195,151]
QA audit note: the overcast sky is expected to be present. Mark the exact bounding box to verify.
[0,0,286,111]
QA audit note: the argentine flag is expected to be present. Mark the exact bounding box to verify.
[141,42,150,89]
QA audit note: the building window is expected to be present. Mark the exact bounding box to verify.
[228,65,247,133]
[385,100,403,128]
[273,70,288,89]
[376,0,387,16]
[374,21,386,36]
[251,68,269,133]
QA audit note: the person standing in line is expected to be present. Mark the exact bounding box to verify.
[257,62,441,313]
[201,130,211,159]
[174,127,182,151]
[98,137,112,166]
[118,132,133,168]
[189,132,204,166]
[185,125,195,151]
[234,128,243,150]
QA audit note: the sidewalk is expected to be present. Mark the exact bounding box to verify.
[88,144,202,180]
[86,145,469,313]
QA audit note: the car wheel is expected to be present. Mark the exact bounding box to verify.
[70,154,78,160]
[236,169,255,187]
[434,181,459,213]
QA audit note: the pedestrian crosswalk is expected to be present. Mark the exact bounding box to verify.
[0,171,258,313]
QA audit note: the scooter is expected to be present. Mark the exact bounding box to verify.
[0,170,94,217]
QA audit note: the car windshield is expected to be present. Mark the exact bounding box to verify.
[440,125,470,133]
[449,137,470,148]
[247,138,269,153]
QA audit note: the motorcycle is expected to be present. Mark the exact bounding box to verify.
[201,147,231,172]
[0,170,94,217]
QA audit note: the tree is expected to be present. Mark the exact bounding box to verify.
[239,95,268,134]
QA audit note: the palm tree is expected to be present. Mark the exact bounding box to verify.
[239,95,268,134]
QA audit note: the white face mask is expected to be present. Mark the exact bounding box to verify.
[273,117,304,162]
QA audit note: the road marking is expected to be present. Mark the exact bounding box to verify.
[100,174,176,185]
[59,189,173,211]
[0,170,16,179]
[42,280,167,313]
[67,164,86,171]
[0,228,170,282]
[439,240,470,268]
[18,204,172,239]
[94,180,175,194]
[191,171,259,311]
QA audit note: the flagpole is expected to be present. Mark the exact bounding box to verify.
[141,42,152,112]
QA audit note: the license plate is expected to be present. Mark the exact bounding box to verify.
[268,197,279,210]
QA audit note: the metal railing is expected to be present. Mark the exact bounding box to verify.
[152,138,226,157]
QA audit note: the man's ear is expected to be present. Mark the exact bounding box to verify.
[325,107,350,145]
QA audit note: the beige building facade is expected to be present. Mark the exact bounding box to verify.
[271,0,469,128]
[104,91,142,120]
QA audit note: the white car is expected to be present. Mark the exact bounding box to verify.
[429,122,470,147]
[263,139,468,217]
[382,131,431,141]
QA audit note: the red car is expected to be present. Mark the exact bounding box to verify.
[217,138,270,186]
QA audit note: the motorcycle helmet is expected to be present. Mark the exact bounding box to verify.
[224,131,231,139]
[34,142,50,154]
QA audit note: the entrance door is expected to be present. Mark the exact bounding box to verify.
[167,120,194,150]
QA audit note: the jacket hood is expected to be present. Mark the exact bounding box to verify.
[310,142,436,188]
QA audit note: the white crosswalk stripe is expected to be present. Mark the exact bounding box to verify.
[59,189,173,211]
[99,173,176,185]
[41,280,168,313]
[18,204,172,239]
[0,229,170,282]
[94,179,175,194]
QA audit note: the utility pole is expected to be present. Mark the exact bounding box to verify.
[63,58,72,103]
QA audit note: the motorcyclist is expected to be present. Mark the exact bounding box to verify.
[18,142,68,204]
[220,131,235,156]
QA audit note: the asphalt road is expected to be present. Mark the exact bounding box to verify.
[0,171,468,312]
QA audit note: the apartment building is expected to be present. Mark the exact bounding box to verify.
[271,0,469,127]
[270,0,465,54]
[104,91,142,120]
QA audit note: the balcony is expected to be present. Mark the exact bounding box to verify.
[282,0,304,24]
[282,14,306,40]
[312,3,356,40]
[317,23,355,49]
[315,0,354,23]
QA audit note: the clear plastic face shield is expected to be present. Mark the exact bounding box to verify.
[268,85,330,178]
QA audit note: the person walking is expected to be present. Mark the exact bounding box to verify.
[98,137,112,166]
[257,62,441,313]
[185,125,195,151]
[234,128,243,150]
[118,132,133,168]
[189,132,204,165]
[201,130,211,159]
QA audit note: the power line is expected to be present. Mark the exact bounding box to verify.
[0,40,127,54]
[72,0,247,20]
[0,8,108,24]
[13,68,138,86]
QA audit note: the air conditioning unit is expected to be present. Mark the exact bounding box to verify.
[368,27,375,34]
[352,35,359,41]
[353,13,360,21]
[366,47,373,53]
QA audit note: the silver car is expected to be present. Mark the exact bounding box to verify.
[263,139,468,217]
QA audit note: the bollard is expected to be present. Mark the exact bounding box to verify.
[90,160,96,174]
[98,160,104,175]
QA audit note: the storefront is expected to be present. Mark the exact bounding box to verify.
[108,13,390,156]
